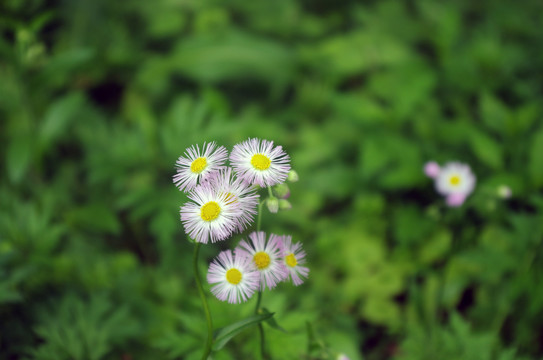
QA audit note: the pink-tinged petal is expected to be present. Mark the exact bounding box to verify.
[424,161,440,178]
[235,232,289,290]
[446,192,467,207]
[230,138,291,187]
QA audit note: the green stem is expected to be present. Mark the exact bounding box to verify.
[255,291,269,360]
[193,242,213,359]
[257,201,264,232]
[267,186,274,198]
[255,199,270,359]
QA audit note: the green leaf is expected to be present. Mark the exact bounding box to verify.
[419,229,452,264]
[6,136,33,184]
[361,296,401,329]
[260,307,287,333]
[479,92,508,134]
[172,31,293,84]
[529,126,543,187]
[212,312,274,351]
[65,203,121,235]
[305,321,323,354]
[40,92,85,150]
[468,128,503,169]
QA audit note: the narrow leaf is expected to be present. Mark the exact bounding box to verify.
[260,307,287,333]
[212,312,274,351]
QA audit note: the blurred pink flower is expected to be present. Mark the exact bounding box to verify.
[424,161,441,178]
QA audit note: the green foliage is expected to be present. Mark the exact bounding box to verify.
[396,313,521,360]
[29,294,141,360]
[1,0,543,359]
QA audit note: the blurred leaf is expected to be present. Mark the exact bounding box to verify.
[333,93,386,125]
[30,294,141,360]
[261,307,287,333]
[529,126,543,187]
[419,229,452,264]
[468,128,503,169]
[373,135,423,189]
[6,135,33,184]
[393,205,435,246]
[65,203,121,235]
[40,92,85,150]
[479,92,508,134]
[172,31,293,84]
[308,30,412,83]
[361,296,401,330]
[397,312,513,360]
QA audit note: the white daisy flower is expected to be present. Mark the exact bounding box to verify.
[173,142,228,192]
[230,138,290,187]
[435,161,476,197]
[280,235,309,286]
[180,182,242,244]
[203,168,259,233]
[236,232,288,290]
[207,250,260,304]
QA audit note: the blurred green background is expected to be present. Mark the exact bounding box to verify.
[1,0,543,359]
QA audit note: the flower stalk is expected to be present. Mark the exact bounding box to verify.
[193,242,214,359]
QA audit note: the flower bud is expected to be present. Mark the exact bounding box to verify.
[497,185,512,199]
[287,170,299,182]
[266,197,279,213]
[274,183,290,199]
[279,199,292,210]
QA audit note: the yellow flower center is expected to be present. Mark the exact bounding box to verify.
[253,252,271,270]
[449,175,461,186]
[251,154,271,171]
[285,253,297,267]
[226,268,242,285]
[200,201,221,221]
[190,157,207,174]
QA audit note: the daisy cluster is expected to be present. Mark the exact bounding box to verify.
[174,139,291,243]
[424,161,476,207]
[207,231,309,304]
[173,138,308,303]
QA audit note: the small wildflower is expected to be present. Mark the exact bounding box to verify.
[230,138,290,187]
[236,232,288,290]
[207,250,260,304]
[435,162,476,206]
[336,355,350,360]
[203,168,259,233]
[423,161,440,179]
[173,142,228,192]
[180,182,242,244]
[280,235,309,286]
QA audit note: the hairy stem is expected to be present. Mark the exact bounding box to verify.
[254,201,271,359]
[193,242,213,359]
